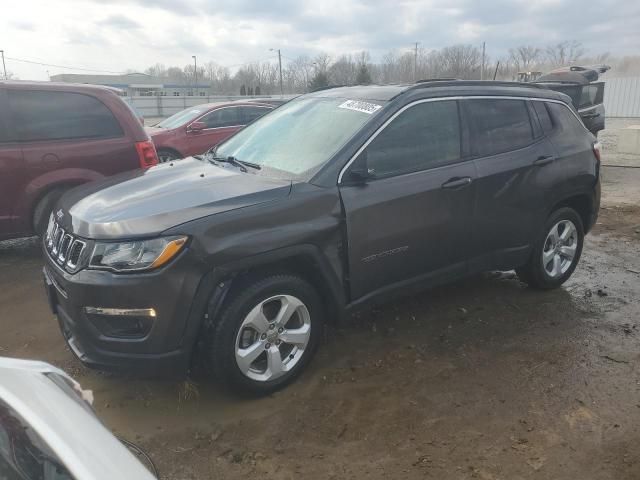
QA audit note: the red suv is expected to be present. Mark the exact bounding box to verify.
[0,81,158,240]
[147,101,274,162]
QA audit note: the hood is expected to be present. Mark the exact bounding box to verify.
[59,158,291,239]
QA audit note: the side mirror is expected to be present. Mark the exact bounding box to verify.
[188,121,206,133]
[343,152,374,185]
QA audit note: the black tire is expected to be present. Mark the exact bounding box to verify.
[206,274,324,395]
[157,149,180,163]
[516,207,584,289]
[32,188,67,236]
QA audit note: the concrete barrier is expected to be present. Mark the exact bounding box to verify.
[618,125,640,155]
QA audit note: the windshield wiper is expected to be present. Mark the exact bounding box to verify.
[208,155,261,172]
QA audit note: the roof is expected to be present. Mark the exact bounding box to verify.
[50,73,209,88]
[177,99,279,111]
[306,80,567,102]
[0,79,121,94]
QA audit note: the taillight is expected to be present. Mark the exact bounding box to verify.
[593,141,601,163]
[135,141,159,169]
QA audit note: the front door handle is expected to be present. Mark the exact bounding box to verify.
[441,176,472,189]
[533,155,555,167]
[581,112,601,119]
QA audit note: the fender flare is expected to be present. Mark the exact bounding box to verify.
[181,244,347,364]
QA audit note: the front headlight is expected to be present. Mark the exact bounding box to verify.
[89,236,188,272]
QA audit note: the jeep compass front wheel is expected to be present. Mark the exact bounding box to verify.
[207,275,323,395]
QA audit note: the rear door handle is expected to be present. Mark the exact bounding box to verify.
[581,112,600,119]
[533,156,555,167]
[441,176,472,189]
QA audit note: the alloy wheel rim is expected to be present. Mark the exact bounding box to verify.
[542,219,578,278]
[234,294,311,382]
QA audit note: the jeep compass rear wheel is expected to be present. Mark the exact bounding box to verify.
[517,207,584,289]
[208,275,323,395]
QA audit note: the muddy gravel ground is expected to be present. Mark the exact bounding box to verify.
[2,163,640,479]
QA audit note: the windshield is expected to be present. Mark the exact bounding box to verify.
[156,107,207,129]
[214,97,383,178]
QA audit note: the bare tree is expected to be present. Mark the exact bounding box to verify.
[438,44,482,79]
[355,51,372,84]
[329,54,357,85]
[165,67,185,82]
[144,63,167,77]
[545,41,585,67]
[508,46,542,72]
[313,53,332,74]
[284,55,314,93]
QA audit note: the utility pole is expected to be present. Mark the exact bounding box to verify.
[0,50,6,80]
[414,42,419,82]
[277,49,283,96]
[270,48,284,96]
[192,55,197,96]
[481,42,486,80]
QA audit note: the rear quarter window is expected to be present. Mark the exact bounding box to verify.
[465,99,534,157]
[8,90,123,142]
[546,102,589,148]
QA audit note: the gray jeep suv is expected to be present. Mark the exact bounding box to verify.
[42,81,601,394]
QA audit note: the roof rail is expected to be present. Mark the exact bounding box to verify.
[406,79,548,92]
[415,78,459,83]
[310,84,347,93]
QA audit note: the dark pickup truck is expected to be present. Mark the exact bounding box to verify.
[42,81,601,394]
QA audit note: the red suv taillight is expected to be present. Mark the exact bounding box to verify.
[135,141,159,169]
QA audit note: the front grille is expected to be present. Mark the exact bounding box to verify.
[44,215,87,272]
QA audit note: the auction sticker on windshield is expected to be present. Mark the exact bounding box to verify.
[338,100,382,114]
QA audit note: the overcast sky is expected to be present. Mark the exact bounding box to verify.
[2,0,639,80]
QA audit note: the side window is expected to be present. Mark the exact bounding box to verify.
[533,101,553,135]
[465,99,534,156]
[362,100,461,178]
[8,90,123,142]
[0,400,75,480]
[200,108,239,128]
[239,106,271,124]
[547,102,586,141]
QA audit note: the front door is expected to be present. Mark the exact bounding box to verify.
[339,100,476,300]
[187,107,241,156]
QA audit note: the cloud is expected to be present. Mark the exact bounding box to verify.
[98,14,142,30]
[3,0,640,81]
[10,20,36,31]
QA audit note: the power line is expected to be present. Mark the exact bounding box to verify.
[4,54,283,77]
[4,56,126,74]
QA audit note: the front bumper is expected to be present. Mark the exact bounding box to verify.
[42,246,211,378]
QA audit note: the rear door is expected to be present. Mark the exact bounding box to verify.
[464,98,562,271]
[188,106,241,155]
[7,89,135,230]
[238,105,273,125]
[0,89,26,238]
[339,100,476,300]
